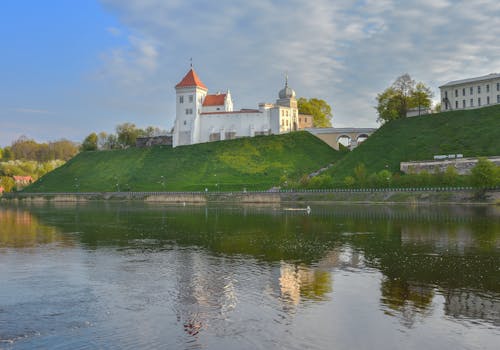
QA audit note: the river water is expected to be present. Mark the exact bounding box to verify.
[0,202,499,349]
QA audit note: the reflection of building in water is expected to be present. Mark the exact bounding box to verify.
[172,250,238,338]
[380,277,435,328]
[277,246,364,306]
[0,209,65,247]
[444,290,500,325]
[279,263,332,305]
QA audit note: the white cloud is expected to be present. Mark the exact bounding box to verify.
[11,108,51,115]
[96,0,500,129]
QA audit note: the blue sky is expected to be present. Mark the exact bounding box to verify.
[1,0,500,147]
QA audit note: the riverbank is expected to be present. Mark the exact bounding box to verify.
[2,189,499,205]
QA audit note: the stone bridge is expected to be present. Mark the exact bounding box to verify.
[305,127,377,150]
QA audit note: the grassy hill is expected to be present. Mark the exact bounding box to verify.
[328,104,500,181]
[25,132,341,192]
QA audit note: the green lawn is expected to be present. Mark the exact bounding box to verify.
[26,132,341,192]
[328,104,500,181]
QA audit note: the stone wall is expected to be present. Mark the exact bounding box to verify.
[136,135,173,148]
[400,156,500,175]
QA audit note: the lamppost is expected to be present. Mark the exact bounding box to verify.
[74,177,79,192]
[160,176,165,190]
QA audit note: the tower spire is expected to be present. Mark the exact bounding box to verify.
[190,57,193,68]
[285,71,288,87]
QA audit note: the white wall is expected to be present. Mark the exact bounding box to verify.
[440,78,500,112]
[198,111,271,143]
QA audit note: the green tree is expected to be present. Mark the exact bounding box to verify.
[411,82,433,116]
[298,98,333,127]
[354,163,367,186]
[81,132,98,151]
[116,122,141,148]
[376,74,433,123]
[471,158,499,195]
[344,176,355,188]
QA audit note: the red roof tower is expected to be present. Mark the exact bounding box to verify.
[175,68,207,90]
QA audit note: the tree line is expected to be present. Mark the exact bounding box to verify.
[81,123,167,151]
[0,137,78,162]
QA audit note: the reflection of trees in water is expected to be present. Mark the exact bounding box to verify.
[20,202,500,326]
[380,277,435,328]
[0,208,66,247]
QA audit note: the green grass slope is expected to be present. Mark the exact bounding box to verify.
[26,132,341,192]
[329,104,500,180]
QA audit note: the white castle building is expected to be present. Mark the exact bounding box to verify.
[439,73,500,112]
[172,68,300,147]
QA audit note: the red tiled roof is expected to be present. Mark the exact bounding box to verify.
[201,110,261,115]
[202,94,226,107]
[13,176,33,183]
[175,68,207,89]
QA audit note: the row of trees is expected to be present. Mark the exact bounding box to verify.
[285,159,499,196]
[376,74,435,123]
[81,123,167,151]
[0,137,78,162]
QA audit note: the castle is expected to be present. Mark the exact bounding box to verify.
[172,67,311,147]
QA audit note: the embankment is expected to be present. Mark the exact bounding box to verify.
[2,189,499,205]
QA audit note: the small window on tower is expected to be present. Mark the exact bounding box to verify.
[180,96,184,103]
[189,95,193,103]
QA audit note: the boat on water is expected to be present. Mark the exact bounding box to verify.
[283,206,311,214]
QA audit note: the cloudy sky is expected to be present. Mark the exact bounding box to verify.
[1,0,500,147]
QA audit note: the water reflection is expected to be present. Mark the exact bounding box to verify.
[0,202,499,349]
[0,208,64,247]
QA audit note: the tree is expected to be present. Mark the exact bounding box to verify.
[376,74,433,123]
[354,163,367,186]
[471,158,499,195]
[81,132,98,151]
[411,82,433,116]
[298,98,333,127]
[116,122,141,148]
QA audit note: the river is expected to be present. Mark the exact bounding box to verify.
[0,202,499,349]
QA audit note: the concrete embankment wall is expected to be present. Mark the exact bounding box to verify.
[401,156,500,175]
[2,189,499,204]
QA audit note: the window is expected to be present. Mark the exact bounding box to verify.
[487,96,490,104]
[497,83,500,91]
[179,96,184,103]
[478,97,481,106]
[470,87,473,95]
[185,108,193,115]
[470,99,474,106]
[455,101,458,109]
[463,100,466,108]
[486,84,490,93]
[497,95,500,103]
[183,120,186,125]
[455,89,458,97]
[462,88,466,96]
[445,91,448,98]
[189,95,193,103]
[478,86,481,94]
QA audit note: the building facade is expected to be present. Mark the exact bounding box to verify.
[172,68,302,147]
[439,73,500,112]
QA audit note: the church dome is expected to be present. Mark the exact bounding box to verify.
[279,75,295,99]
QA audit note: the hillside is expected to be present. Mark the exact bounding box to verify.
[328,104,500,181]
[25,132,341,192]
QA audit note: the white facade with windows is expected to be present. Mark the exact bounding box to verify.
[439,73,500,112]
[172,68,300,147]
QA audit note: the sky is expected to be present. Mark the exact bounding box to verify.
[1,0,500,147]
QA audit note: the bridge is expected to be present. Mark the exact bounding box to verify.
[305,127,377,150]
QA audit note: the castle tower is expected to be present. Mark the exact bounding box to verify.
[173,68,208,147]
